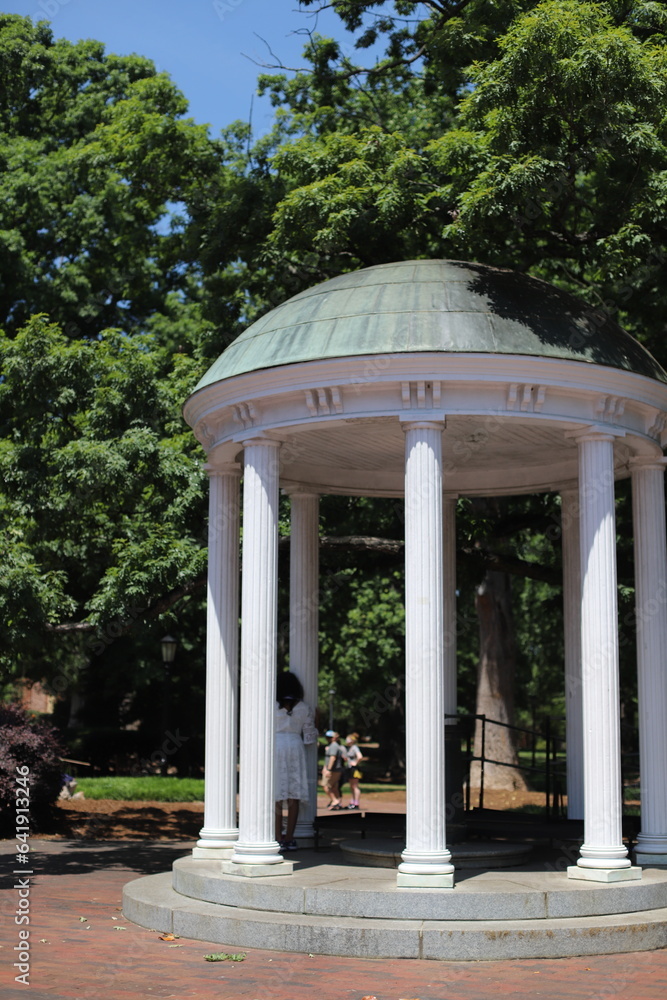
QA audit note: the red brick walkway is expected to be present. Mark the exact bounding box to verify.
[1,839,666,1000]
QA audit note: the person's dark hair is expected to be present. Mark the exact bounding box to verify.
[277,671,304,712]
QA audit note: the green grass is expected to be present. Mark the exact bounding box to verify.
[75,776,406,802]
[76,777,205,802]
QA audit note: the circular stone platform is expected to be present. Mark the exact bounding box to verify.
[123,854,667,961]
[339,838,532,869]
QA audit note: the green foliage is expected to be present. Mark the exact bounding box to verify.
[247,0,667,365]
[268,127,433,263]
[0,316,207,676]
[2,1,662,747]
[431,0,667,292]
[0,14,218,341]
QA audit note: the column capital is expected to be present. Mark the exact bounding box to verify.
[242,436,282,450]
[203,461,242,479]
[630,456,667,473]
[565,425,623,445]
[400,419,446,433]
[282,487,320,499]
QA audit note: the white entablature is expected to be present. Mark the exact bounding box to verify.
[184,352,667,498]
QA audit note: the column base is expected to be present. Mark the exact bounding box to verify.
[397,857,455,888]
[397,871,455,888]
[294,820,316,843]
[634,851,667,868]
[291,836,315,849]
[222,860,294,878]
[567,865,642,883]
[192,846,235,860]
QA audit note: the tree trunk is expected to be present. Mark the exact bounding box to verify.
[469,570,528,792]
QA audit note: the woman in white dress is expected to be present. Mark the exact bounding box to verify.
[275,671,316,851]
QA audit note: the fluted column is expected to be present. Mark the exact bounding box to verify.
[194,464,241,858]
[398,421,454,888]
[561,489,584,821]
[289,492,320,841]
[227,438,293,875]
[568,432,637,881]
[443,496,457,724]
[632,459,667,865]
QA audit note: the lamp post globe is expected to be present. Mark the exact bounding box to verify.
[161,634,178,666]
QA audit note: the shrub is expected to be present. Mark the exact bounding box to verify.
[0,702,65,834]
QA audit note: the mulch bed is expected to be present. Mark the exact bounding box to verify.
[50,798,206,840]
[49,788,559,840]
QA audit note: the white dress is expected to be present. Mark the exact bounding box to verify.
[274,701,313,803]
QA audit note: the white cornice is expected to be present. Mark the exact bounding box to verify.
[184,352,667,496]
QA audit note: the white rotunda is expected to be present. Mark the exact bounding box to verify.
[181,258,667,888]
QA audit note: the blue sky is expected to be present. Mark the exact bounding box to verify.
[3,0,351,136]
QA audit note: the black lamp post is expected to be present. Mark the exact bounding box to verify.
[160,635,177,766]
[161,634,178,670]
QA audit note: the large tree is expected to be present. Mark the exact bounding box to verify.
[3,2,664,774]
[0,14,219,349]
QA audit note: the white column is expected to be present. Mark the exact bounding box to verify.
[443,496,457,723]
[568,432,638,882]
[561,488,584,821]
[226,438,293,876]
[398,421,455,888]
[289,492,320,841]
[632,459,667,865]
[194,464,241,858]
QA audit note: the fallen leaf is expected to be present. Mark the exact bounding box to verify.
[204,952,246,962]
[113,926,127,931]
[168,944,184,948]
[159,934,178,942]
[78,916,87,922]
[361,996,378,1000]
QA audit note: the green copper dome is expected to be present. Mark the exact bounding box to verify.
[194,260,667,391]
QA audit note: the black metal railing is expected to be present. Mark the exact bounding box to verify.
[452,712,567,819]
[453,712,640,820]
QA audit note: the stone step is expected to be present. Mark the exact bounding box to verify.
[171,855,667,921]
[123,870,667,961]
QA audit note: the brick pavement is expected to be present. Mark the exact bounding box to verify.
[1,838,666,1000]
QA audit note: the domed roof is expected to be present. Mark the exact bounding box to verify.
[194,259,667,392]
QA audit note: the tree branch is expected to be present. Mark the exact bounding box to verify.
[47,534,560,641]
[46,574,207,637]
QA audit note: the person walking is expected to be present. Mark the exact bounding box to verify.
[343,732,365,809]
[321,730,345,809]
[274,671,316,851]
